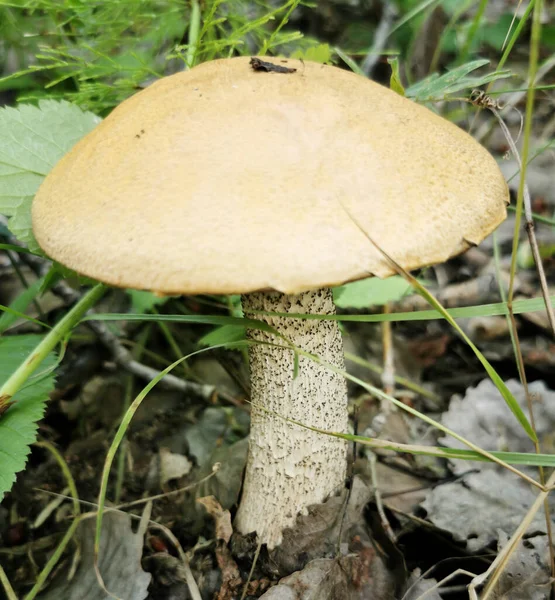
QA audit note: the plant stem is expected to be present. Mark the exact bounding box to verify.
[186,0,201,69]
[0,284,106,413]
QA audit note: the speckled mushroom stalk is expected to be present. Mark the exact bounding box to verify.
[234,289,348,549]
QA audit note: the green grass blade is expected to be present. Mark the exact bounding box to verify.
[85,313,280,334]
[410,280,537,442]
[333,46,365,76]
[94,340,250,556]
[337,434,555,468]
[389,0,442,36]
[255,293,555,323]
[497,0,535,70]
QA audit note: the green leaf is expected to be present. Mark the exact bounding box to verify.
[390,0,442,36]
[406,59,512,102]
[0,335,57,500]
[126,290,172,314]
[291,43,332,64]
[0,243,36,255]
[0,100,100,251]
[333,46,365,76]
[333,276,413,309]
[395,275,537,442]
[388,57,406,96]
[198,324,246,348]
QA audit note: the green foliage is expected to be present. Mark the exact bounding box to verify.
[0,0,312,113]
[198,324,247,348]
[333,276,413,309]
[0,100,99,251]
[390,0,443,38]
[1,0,188,110]
[388,57,406,95]
[291,43,332,64]
[405,59,511,102]
[126,290,172,314]
[0,335,57,500]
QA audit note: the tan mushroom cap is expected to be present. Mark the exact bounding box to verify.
[32,57,508,295]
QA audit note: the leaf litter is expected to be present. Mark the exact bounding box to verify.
[39,511,151,600]
[421,379,555,597]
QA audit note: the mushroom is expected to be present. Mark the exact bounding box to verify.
[32,57,509,548]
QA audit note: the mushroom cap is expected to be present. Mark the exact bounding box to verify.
[32,57,508,295]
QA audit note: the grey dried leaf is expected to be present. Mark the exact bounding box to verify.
[39,512,151,600]
[421,470,547,552]
[490,531,552,600]
[441,379,555,475]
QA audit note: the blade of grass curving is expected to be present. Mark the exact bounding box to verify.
[94,340,251,567]
[0,304,47,332]
[312,431,555,468]
[386,260,535,440]
[23,441,82,600]
[389,0,442,37]
[35,440,80,517]
[333,46,365,76]
[24,518,82,600]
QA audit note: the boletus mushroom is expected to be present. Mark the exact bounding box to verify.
[32,57,509,549]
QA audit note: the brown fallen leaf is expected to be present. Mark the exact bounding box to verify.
[197,495,233,543]
[198,495,242,600]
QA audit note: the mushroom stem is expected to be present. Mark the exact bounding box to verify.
[235,288,348,549]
